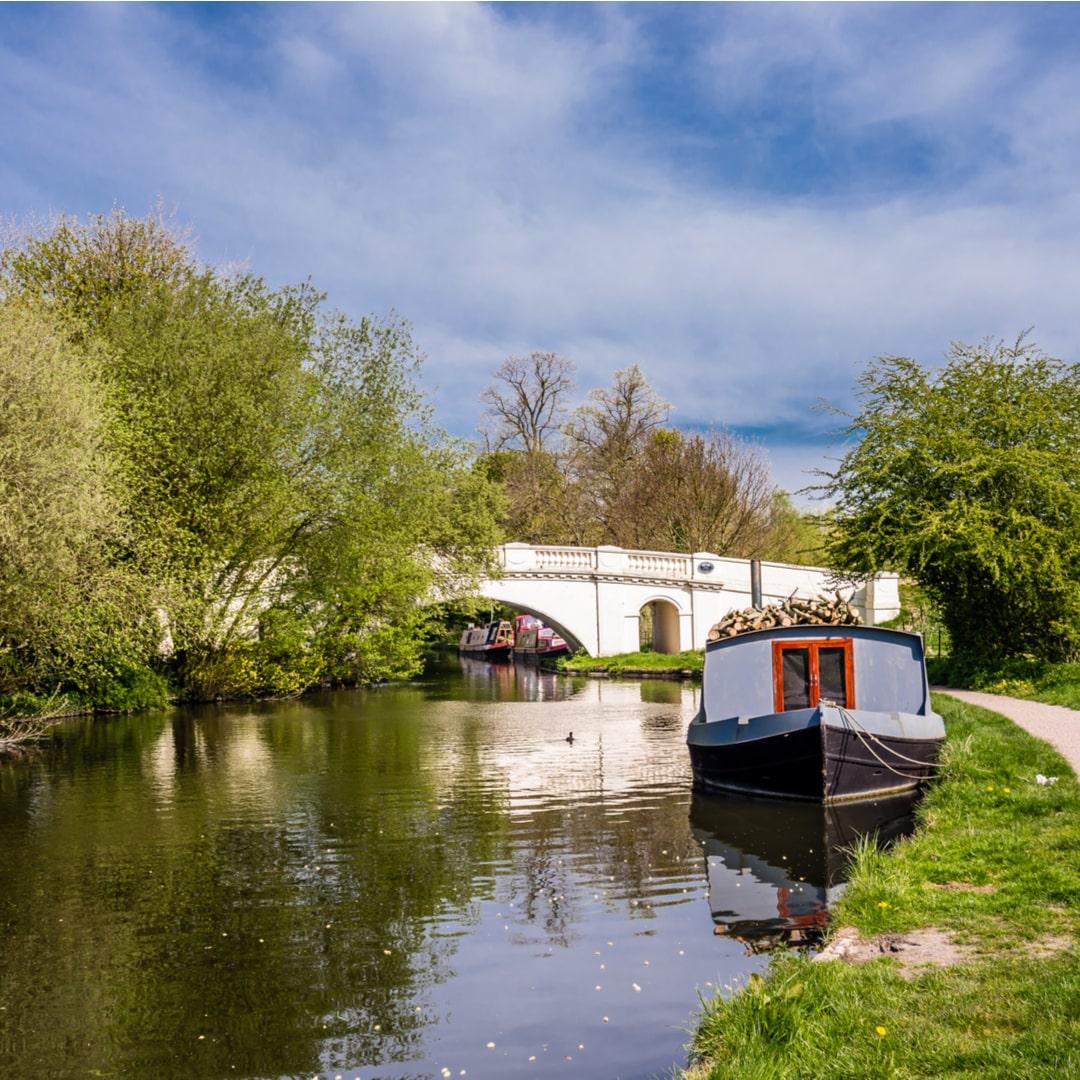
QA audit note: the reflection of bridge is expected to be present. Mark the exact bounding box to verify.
[479,544,900,656]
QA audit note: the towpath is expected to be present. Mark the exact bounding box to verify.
[935,689,1080,777]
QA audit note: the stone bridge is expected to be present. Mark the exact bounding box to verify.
[478,543,900,656]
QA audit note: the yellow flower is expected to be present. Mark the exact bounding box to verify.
[875,1025,888,1037]
[1003,787,1011,794]
[877,901,890,909]
[985,785,994,792]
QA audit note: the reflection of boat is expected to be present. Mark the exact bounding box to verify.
[687,625,944,802]
[455,655,572,702]
[512,614,569,660]
[690,790,918,952]
[458,620,514,661]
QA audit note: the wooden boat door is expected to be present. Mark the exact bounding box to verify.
[772,639,855,712]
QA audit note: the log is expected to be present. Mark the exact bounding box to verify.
[708,593,861,641]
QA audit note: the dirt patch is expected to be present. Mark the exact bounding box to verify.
[925,881,997,893]
[1026,935,1072,959]
[813,926,971,978]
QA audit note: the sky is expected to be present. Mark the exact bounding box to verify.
[4,2,1080,501]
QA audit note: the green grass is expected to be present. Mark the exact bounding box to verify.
[687,695,1080,1079]
[927,656,1080,711]
[557,649,704,676]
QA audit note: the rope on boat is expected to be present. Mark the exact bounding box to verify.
[833,705,944,780]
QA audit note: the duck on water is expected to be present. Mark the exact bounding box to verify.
[687,622,944,803]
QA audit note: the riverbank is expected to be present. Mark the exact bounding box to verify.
[557,649,704,678]
[687,693,1080,1079]
[927,655,1080,710]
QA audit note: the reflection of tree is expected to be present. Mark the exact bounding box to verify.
[0,683,705,1077]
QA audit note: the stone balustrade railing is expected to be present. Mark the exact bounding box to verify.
[501,543,701,579]
[498,543,750,584]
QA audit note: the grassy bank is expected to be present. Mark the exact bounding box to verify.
[926,656,1080,711]
[688,695,1080,1079]
[558,649,704,677]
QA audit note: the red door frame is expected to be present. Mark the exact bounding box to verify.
[771,639,855,712]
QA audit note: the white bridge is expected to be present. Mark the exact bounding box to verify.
[478,543,900,656]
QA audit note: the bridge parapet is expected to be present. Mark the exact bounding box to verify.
[500,543,698,581]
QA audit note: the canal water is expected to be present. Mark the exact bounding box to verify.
[0,658,915,1080]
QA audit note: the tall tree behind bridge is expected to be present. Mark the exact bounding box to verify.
[613,428,777,555]
[480,351,575,454]
[563,364,671,543]
[478,352,581,543]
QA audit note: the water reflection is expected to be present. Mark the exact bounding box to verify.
[0,659,920,1080]
[690,791,919,953]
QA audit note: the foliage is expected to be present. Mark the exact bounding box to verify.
[0,297,162,707]
[760,491,830,565]
[926,654,1080,710]
[0,210,502,707]
[688,695,1080,1079]
[879,582,950,657]
[479,360,820,560]
[614,428,776,555]
[823,337,1080,662]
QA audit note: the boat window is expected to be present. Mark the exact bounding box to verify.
[781,648,812,710]
[818,647,848,705]
[772,640,854,712]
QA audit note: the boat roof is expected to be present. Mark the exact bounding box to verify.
[704,623,924,654]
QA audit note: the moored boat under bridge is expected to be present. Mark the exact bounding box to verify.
[477,544,901,657]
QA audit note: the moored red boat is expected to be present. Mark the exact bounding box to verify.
[512,614,570,659]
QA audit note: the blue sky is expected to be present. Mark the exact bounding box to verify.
[4,3,1080,499]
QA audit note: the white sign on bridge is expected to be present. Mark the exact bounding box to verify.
[479,543,900,656]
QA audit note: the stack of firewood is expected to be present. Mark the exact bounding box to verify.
[707,593,861,640]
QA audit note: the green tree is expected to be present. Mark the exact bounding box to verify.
[761,491,830,566]
[2,210,502,702]
[823,337,1080,661]
[0,298,161,708]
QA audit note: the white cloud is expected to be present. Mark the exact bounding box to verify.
[4,3,1080,496]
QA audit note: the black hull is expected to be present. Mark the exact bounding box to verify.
[689,722,941,803]
[513,646,570,661]
[458,645,513,662]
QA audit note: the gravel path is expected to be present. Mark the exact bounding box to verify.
[934,689,1080,777]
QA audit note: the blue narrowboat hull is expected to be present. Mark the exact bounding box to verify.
[688,705,943,802]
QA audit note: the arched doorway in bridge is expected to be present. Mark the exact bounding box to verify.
[639,599,681,655]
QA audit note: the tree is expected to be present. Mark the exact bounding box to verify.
[1,210,503,702]
[0,298,160,706]
[477,351,577,543]
[612,428,777,554]
[564,365,670,540]
[761,491,830,565]
[479,351,575,453]
[823,337,1080,661]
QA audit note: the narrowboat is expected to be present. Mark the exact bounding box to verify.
[458,620,515,661]
[512,614,570,659]
[687,625,944,803]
